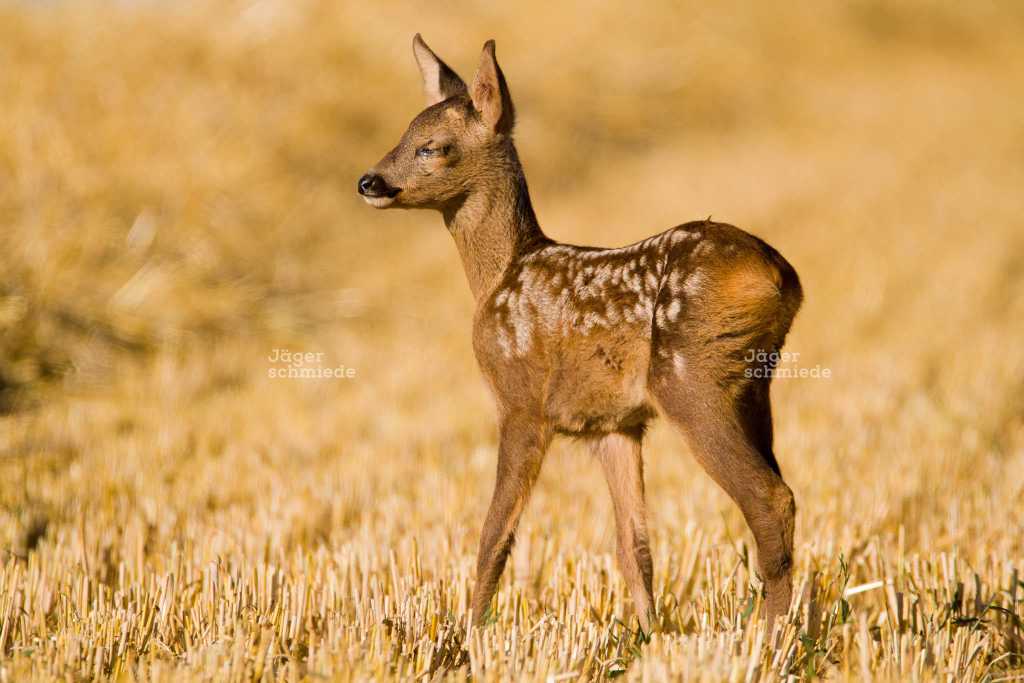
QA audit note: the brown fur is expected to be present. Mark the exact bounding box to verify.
[359,35,804,632]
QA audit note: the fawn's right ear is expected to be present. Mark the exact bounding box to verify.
[412,34,467,106]
[470,40,515,136]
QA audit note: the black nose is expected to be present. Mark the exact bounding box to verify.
[358,173,384,196]
[358,173,400,199]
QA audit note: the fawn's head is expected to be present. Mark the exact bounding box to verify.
[358,35,516,210]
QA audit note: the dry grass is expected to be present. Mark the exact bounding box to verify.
[2,1,1024,680]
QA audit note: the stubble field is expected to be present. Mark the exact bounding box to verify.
[1,1,1023,680]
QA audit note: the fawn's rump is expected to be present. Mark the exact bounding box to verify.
[648,223,804,393]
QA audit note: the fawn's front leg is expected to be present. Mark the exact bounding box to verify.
[471,412,551,626]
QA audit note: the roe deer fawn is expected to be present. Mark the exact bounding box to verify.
[358,35,803,632]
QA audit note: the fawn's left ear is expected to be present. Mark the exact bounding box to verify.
[413,34,467,106]
[470,40,515,135]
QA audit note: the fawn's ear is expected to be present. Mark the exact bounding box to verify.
[412,34,467,106]
[470,40,515,135]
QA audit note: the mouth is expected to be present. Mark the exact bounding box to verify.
[362,193,398,208]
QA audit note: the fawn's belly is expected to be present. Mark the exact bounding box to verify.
[543,328,657,435]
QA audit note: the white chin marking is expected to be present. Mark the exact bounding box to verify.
[363,195,395,208]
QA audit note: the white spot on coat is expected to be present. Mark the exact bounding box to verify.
[673,352,687,376]
[666,299,682,322]
[683,268,705,296]
[693,240,715,258]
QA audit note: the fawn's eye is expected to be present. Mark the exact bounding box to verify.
[416,144,448,159]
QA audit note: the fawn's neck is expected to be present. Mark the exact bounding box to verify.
[443,150,547,302]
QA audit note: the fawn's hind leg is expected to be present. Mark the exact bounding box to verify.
[650,370,795,626]
[591,430,655,632]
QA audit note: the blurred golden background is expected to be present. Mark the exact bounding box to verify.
[1,1,1022,680]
